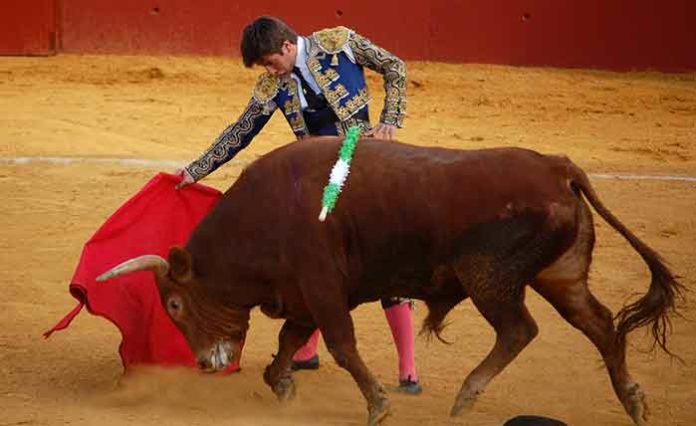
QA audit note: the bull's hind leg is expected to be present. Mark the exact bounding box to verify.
[533,200,647,425]
[263,320,316,402]
[533,275,647,425]
[450,281,539,416]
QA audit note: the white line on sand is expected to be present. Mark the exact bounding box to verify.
[1,156,188,169]
[589,173,696,183]
[1,156,695,183]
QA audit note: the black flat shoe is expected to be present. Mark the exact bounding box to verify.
[291,354,320,371]
[397,378,422,395]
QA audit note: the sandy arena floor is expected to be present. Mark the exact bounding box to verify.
[1,55,695,425]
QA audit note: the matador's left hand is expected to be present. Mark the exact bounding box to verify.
[365,123,396,140]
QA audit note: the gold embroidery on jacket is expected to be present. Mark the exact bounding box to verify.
[274,77,308,135]
[289,114,306,132]
[186,99,271,180]
[278,79,306,132]
[302,33,373,122]
[306,54,322,73]
[336,117,371,136]
[349,33,406,127]
[283,97,301,115]
[324,83,349,106]
[313,68,340,89]
[279,78,302,115]
[335,88,370,121]
[313,26,351,53]
[252,73,279,104]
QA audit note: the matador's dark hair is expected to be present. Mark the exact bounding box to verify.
[240,16,298,68]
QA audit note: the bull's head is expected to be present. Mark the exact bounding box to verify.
[96,247,249,372]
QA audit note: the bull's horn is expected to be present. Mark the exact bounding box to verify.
[96,255,169,282]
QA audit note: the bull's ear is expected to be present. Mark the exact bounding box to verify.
[168,246,193,283]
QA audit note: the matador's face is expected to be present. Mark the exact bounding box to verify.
[258,40,296,77]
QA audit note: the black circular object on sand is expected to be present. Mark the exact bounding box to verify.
[504,415,568,426]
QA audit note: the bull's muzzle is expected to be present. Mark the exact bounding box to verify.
[197,340,235,372]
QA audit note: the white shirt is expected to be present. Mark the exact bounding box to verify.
[293,36,357,110]
[294,36,322,97]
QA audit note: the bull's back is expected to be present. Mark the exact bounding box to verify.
[243,138,575,223]
[242,138,575,246]
[250,137,569,189]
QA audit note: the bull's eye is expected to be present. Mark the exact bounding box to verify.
[167,297,182,315]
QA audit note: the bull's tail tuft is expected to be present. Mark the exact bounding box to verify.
[419,299,459,345]
[614,258,684,355]
[567,162,686,355]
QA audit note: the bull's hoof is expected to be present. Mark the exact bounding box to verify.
[367,396,391,426]
[273,376,297,402]
[624,383,649,426]
[450,387,482,417]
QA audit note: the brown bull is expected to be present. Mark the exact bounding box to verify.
[98,137,682,426]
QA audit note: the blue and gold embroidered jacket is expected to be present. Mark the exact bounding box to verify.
[185,26,407,181]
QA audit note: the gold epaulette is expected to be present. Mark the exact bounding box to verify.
[312,26,353,54]
[252,73,279,104]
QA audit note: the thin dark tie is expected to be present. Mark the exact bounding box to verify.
[292,66,323,110]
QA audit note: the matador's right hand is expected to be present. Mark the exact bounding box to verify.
[175,168,195,190]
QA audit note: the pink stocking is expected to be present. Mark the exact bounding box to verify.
[384,302,418,382]
[292,329,321,362]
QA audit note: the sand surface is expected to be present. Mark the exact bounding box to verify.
[1,55,695,425]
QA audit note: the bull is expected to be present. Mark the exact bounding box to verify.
[97,137,682,426]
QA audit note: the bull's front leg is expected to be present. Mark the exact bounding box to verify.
[263,320,316,402]
[327,337,391,426]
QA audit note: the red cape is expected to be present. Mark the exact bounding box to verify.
[46,173,240,372]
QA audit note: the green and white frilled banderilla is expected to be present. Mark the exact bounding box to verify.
[319,126,361,222]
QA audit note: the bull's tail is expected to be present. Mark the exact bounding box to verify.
[420,298,460,345]
[567,162,685,355]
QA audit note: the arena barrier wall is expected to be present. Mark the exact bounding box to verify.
[0,0,58,55]
[2,0,695,71]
